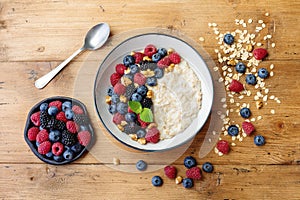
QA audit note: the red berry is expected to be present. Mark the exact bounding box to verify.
[242,121,255,136]
[52,142,64,156]
[228,79,244,92]
[137,114,149,128]
[216,140,230,154]
[113,82,126,95]
[164,166,177,179]
[72,105,84,114]
[145,127,160,143]
[253,48,268,60]
[112,113,125,125]
[56,111,67,123]
[38,141,51,155]
[133,73,147,85]
[30,111,40,126]
[36,129,49,143]
[49,100,62,111]
[115,64,127,75]
[27,127,39,141]
[144,44,157,57]
[157,57,171,68]
[169,52,181,64]
[78,131,91,146]
[66,121,78,134]
[133,52,144,63]
[110,72,121,86]
[186,167,202,180]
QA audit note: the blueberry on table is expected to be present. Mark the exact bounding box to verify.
[182,178,194,188]
[136,160,147,171]
[246,74,257,85]
[184,156,197,169]
[223,33,234,45]
[151,176,163,187]
[227,125,239,136]
[240,107,251,118]
[258,68,269,79]
[235,62,246,73]
[202,162,214,173]
[254,135,265,146]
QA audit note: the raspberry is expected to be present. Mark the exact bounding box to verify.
[115,64,127,75]
[113,82,126,95]
[216,140,230,154]
[72,105,84,114]
[169,52,181,64]
[253,48,268,60]
[164,166,177,179]
[228,79,244,92]
[38,141,51,155]
[133,73,147,85]
[30,111,40,126]
[49,100,62,111]
[133,52,144,64]
[157,57,171,68]
[145,127,160,143]
[66,121,78,134]
[52,142,64,156]
[36,129,49,143]
[144,44,157,57]
[110,72,121,86]
[137,114,149,128]
[186,167,202,180]
[27,127,39,141]
[56,111,67,123]
[77,131,91,146]
[242,121,255,136]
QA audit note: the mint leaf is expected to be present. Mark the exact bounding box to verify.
[140,108,153,123]
[128,101,142,114]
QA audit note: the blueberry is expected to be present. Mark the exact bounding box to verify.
[157,48,167,57]
[48,106,58,116]
[65,109,74,120]
[36,141,40,147]
[131,93,143,102]
[154,68,164,79]
[62,101,72,112]
[182,178,194,188]
[111,94,120,104]
[136,129,146,138]
[80,125,88,131]
[227,125,239,136]
[39,103,48,111]
[117,102,128,115]
[63,149,75,160]
[46,151,53,158]
[136,160,147,171]
[107,86,114,96]
[240,107,251,118]
[254,135,265,146]
[49,130,61,142]
[71,143,82,153]
[123,55,135,67]
[245,74,257,85]
[130,64,140,74]
[151,176,163,187]
[108,104,117,114]
[125,112,137,122]
[137,85,148,96]
[147,77,157,86]
[223,33,234,45]
[53,155,64,162]
[152,53,162,62]
[123,74,133,81]
[184,156,197,169]
[258,68,269,79]
[202,162,214,173]
[235,62,246,73]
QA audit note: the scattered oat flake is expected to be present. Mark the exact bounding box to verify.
[270,109,276,114]
[199,37,205,42]
[271,43,276,48]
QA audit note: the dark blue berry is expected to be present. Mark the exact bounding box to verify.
[65,109,74,120]
[63,149,75,160]
[71,143,82,153]
[136,129,146,138]
[202,162,214,173]
[39,103,48,111]
[235,62,246,73]
[246,74,257,85]
[48,106,58,116]
[152,53,162,62]
[227,125,239,136]
[147,77,157,86]
[107,86,114,96]
[154,68,164,79]
[123,74,133,81]
[184,156,197,169]
[53,155,63,162]
[254,135,265,146]
[131,93,143,102]
[258,68,269,79]
[136,160,147,171]
[80,125,88,131]
[36,141,40,147]
[125,112,137,122]
[49,130,61,142]
[130,64,139,74]
[240,107,251,118]
[224,33,234,45]
[137,85,148,96]
[111,94,120,104]
[108,104,117,114]
[157,48,167,57]
[123,55,135,67]
[46,151,53,158]
[151,176,163,187]
[117,102,128,115]
[182,178,194,188]
[62,101,72,112]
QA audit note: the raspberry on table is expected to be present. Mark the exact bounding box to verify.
[186,166,202,180]
[216,140,230,154]
[164,165,177,179]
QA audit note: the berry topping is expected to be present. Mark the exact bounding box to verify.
[164,165,177,179]
[157,57,171,68]
[38,141,51,155]
[125,112,137,122]
[223,33,234,45]
[145,127,160,143]
[133,52,144,64]
[49,100,62,111]
[154,68,164,79]
[229,79,244,92]
[115,64,127,76]
[227,125,239,136]
[117,102,128,115]
[152,53,162,62]
[146,77,157,87]
[130,64,140,74]
[113,82,126,95]
[182,178,194,188]
[137,85,148,96]
[110,72,121,86]
[27,127,39,141]
[52,142,64,156]
[30,111,41,126]
[253,48,268,60]
[151,176,163,187]
[254,135,265,146]
[245,74,257,85]
[186,166,202,180]
[137,114,150,128]
[216,140,230,154]
[240,107,251,118]
[123,55,135,67]
[36,129,49,143]
[56,111,68,122]
[131,93,143,102]
[136,160,147,171]
[242,121,255,136]
[202,162,214,173]
[112,112,125,125]
[184,156,197,169]
[77,131,91,146]
[157,48,167,57]
[133,73,147,85]
[169,52,181,64]
[144,44,157,57]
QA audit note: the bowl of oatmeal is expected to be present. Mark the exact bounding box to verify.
[94,33,213,151]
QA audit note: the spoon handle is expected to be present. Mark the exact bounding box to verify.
[35,47,85,89]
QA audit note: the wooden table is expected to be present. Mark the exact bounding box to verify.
[1,0,299,199]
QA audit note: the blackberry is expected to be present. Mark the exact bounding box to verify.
[123,122,138,134]
[125,84,136,98]
[140,61,157,71]
[61,130,77,146]
[47,118,66,130]
[73,114,89,126]
[40,111,50,128]
[141,98,153,108]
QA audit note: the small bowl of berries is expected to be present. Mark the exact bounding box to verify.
[24,96,94,165]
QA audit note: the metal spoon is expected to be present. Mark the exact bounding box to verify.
[35,22,110,89]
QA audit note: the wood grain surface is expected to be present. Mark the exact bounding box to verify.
[0,0,299,199]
